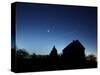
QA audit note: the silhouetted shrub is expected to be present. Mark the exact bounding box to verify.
[85,54,97,68]
[16,49,29,57]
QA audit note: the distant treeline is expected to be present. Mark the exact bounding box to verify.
[11,40,97,73]
[11,48,97,73]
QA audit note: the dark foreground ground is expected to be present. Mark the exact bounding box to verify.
[11,54,97,73]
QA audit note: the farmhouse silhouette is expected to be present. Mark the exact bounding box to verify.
[62,40,85,66]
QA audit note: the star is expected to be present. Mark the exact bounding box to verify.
[47,29,50,33]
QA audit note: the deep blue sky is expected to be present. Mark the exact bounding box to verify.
[15,2,97,55]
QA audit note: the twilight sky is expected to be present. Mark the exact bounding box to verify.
[15,2,97,55]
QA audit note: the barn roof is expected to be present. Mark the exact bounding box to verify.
[63,40,85,51]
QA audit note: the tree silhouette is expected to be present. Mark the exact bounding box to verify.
[16,49,29,57]
[50,45,58,56]
[49,45,59,64]
[32,53,36,58]
[85,54,97,67]
[86,54,96,61]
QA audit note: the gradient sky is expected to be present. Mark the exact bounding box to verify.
[15,2,97,55]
